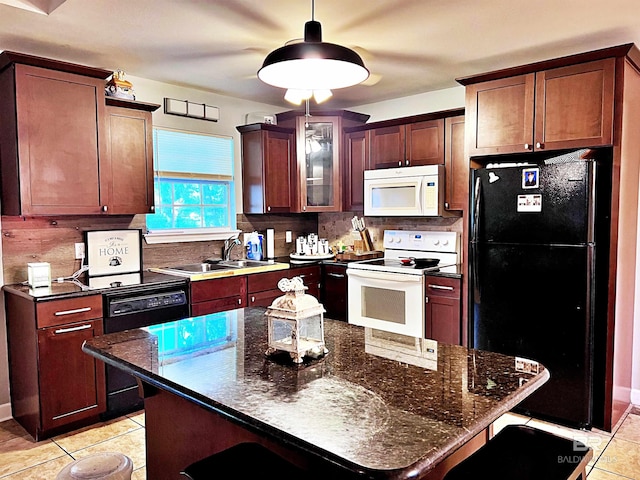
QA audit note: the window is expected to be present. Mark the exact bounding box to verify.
[145,128,239,243]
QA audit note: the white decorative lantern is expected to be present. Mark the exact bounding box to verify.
[265,276,328,363]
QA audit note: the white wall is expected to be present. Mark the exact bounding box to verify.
[353,86,465,122]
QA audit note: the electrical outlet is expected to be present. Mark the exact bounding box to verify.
[74,243,85,259]
[285,231,292,243]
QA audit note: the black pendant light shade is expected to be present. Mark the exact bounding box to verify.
[258,18,370,91]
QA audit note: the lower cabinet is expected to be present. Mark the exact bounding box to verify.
[190,276,247,316]
[321,263,348,321]
[425,276,462,345]
[4,291,106,440]
[248,266,321,307]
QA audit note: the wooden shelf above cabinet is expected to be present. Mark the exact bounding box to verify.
[105,97,160,112]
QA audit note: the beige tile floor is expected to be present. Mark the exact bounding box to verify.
[1,407,639,479]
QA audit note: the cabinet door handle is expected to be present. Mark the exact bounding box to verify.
[54,324,92,334]
[102,205,108,212]
[267,206,271,212]
[237,298,242,305]
[536,142,544,149]
[149,205,155,212]
[398,161,402,166]
[251,296,255,303]
[428,284,454,291]
[405,160,410,166]
[327,272,345,278]
[54,307,92,316]
[302,205,306,211]
[524,143,532,150]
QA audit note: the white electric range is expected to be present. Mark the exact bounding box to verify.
[347,230,459,337]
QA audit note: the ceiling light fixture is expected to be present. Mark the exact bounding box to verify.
[258,0,369,104]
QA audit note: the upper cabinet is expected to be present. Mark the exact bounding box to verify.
[369,119,444,169]
[105,98,158,215]
[237,123,295,214]
[276,109,369,213]
[343,129,369,211]
[444,115,466,211]
[343,109,465,212]
[0,51,159,216]
[461,57,615,156]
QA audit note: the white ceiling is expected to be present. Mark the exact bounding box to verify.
[1,0,639,109]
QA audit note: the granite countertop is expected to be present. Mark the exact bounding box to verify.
[83,307,548,478]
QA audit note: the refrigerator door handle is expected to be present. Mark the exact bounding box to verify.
[472,175,482,243]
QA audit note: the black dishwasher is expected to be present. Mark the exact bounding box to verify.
[101,278,189,419]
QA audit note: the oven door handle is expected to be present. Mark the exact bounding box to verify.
[346,269,423,283]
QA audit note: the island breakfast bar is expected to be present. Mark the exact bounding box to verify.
[82,307,549,479]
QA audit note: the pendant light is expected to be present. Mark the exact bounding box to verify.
[258,0,369,104]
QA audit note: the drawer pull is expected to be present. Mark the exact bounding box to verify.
[54,324,92,334]
[428,284,454,291]
[54,307,92,316]
[327,273,345,278]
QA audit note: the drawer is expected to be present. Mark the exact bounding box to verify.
[425,276,461,299]
[36,295,103,329]
[248,266,320,293]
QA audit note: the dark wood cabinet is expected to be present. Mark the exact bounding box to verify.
[425,276,461,345]
[237,123,295,214]
[444,115,466,212]
[464,58,615,156]
[104,98,158,214]
[247,266,321,307]
[0,51,159,216]
[247,269,283,307]
[190,276,247,316]
[0,62,108,215]
[369,119,444,169]
[343,130,369,211]
[276,109,369,212]
[321,263,348,321]
[4,291,106,440]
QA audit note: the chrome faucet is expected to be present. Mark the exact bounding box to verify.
[223,236,242,260]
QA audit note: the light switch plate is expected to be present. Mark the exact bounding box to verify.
[285,231,292,243]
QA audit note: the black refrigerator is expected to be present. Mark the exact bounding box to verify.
[469,148,612,429]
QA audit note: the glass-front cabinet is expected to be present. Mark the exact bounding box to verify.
[276,109,370,213]
[296,116,340,212]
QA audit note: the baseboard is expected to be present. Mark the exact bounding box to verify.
[631,388,640,406]
[0,402,12,422]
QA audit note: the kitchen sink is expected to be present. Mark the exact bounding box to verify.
[218,260,272,268]
[149,259,289,280]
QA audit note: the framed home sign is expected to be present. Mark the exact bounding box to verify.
[84,229,143,277]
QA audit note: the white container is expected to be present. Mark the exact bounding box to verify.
[27,262,51,288]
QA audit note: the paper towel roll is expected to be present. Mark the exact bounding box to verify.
[266,228,275,259]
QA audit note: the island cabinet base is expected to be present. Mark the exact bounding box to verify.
[139,382,491,480]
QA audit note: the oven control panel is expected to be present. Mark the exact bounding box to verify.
[108,290,187,317]
[383,230,459,253]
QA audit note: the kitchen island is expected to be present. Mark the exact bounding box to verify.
[82,307,549,479]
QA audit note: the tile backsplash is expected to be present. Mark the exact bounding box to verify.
[318,212,464,252]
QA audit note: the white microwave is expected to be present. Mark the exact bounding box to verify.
[364,165,444,216]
